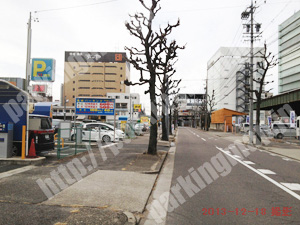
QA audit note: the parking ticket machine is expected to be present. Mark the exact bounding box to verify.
[0,122,13,158]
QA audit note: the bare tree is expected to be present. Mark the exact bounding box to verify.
[157,38,184,141]
[251,43,277,145]
[124,0,181,154]
[204,90,216,130]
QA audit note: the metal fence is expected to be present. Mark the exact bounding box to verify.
[55,127,92,159]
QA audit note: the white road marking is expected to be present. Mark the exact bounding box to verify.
[282,157,292,161]
[197,135,200,137]
[233,155,241,158]
[243,161,255,165]
[0,165,36,180]
[281,183,300,191]
[269,153,277,156]
[201,138,206,142]
[257,169,276,175]
[215,146,300,201]
[224,151,231,154]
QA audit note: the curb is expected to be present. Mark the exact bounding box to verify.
[124,211,137,225]
[141,151,169,174]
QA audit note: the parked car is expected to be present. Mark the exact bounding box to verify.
[52,119,63,134]
[253,124,271,136]
[271,123,296,139]
[97,122,125,139]
[71,123,119,142]
[29,114,55,153]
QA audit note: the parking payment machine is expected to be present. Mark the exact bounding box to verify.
[0,122,14,158]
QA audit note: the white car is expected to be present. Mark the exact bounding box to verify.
[97,122,125,139]
[71,123,119,142]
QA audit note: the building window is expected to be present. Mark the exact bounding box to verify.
[73,88,75,91]
[79,65,91,67]
[79,72,91,75]
[115,96,120,99]
[78,87,90,89]
[105,80,115,82]
[120,75,123,77]
[73,81,75,84]
[72,103,75,106]
[59,110,63,112]
[73,95,75,98]
[73,74,75,77]
[125,96,129,99]
[106,87,116,90]
[120,67,123,70]
[79,94,90,97]
[105,73,116,75]
[79,80,90,82]
[92,87,103,89]
[92,80,103,82]
[105,65,117,68]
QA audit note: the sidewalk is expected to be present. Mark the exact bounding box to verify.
[205,130,300,161]
[0,134,171,225]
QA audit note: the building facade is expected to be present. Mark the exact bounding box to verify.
[176,93,205,127]
[64,51,130,107]
[0,77,25,90]
[278,10,300,93]
[207,47,264,112]
[106,93,140,122]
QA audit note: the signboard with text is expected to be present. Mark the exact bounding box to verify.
[75,98,115,116]
[32,84,47,93]
[31,58,56,82]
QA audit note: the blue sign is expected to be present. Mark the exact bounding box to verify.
[31,58,56,82]
[246,115,250,123]
[119,116,128,121]
[75,98,115,116]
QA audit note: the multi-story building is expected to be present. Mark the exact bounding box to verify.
[0,77,25,90]
[106,93,140,122]
[64,51,130,107]
[207,47,264,112]
[175,93,205,127]
[278,10,300,93]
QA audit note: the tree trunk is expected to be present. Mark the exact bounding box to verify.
[148,77,158,155]
[161,95,169,141]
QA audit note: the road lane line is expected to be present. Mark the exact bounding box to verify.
[281,183,300,191]
[201,138,206,142]
[257,169,276,175]
[0,165,36,180]
[243,161,255,165]
[215,146,300,201]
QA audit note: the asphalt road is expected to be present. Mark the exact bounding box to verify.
[166,127,300,225]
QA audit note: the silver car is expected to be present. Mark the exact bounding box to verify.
[271,123,296,139]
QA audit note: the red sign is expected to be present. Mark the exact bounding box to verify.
[32,85,46,93]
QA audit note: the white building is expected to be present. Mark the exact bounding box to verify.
[207,47,264,112]
[278,10,300,93]
[106,93,140,122]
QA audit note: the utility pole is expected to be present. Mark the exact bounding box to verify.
[25,12,32,92]
[249,0,254,144]
[204,78,208,131]
[241,0,259,144]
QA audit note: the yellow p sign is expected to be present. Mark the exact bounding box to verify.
[33,60,47,78]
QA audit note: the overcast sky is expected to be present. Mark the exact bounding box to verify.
[0,0,299,113]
